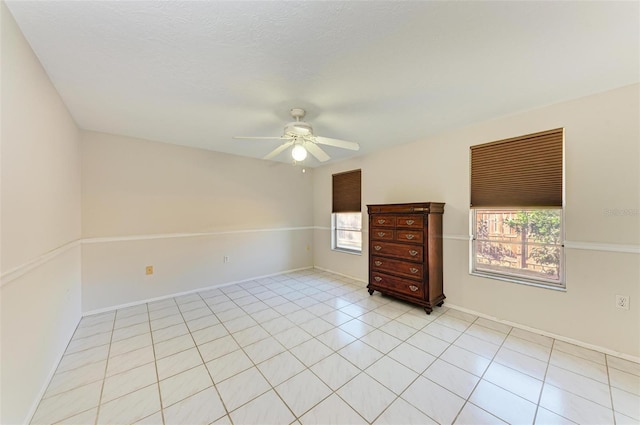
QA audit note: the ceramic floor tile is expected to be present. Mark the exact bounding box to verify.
[114,312,149,329]
[53,407,98,425]
[216,367,271,412]
[444,309,478,323]
[501,335,551,362]
[510,327,553,348]
[151,322,189,343]
[423,359,479,399]
[273,326,313,349]
[178,300,207,313]
[148,305,180,321]
[154,333,195,359]
[321,310,354,326]
[286,309,318,325]
[275,369,332,417]
[379,320,419,340]
[359,311,393,328]
[366,356,418,395]
[109,332,153,358]
[553,340,605,365]
[611,387,640,420]
[31,381,102,424]
[231,325,270,347]
[406,331,450,357]
[545,365,612,408]
[433,314,471,332]
[230,390,295,425]
[464,323,508,346]
[242,301,270,314]
[290,338,334,367]
[134,411,165,425]
[359,329,402,354]
[550,349,608,384]
[401,376,465,425]
[156,347,203,380]
[72,322,113,340]
[316,327,357,351]
[65,332,111,355]
[470,380,537,424]
[44,360,106,398]
[299,394,367,425]
[539,383,615,424]
[175,294,202,305]
[190,323,228,346]
[244,336,286,364]
[454,402,507,425]
[106,345,155,377]
[373,397,437,425]
[198,335,240,362]
[340,303,368,318]
[615,410,640,424]
[422,321,462,343]
[159,365,213,408]
[607,356,640,377]
[339,319,376,338]
[493,346,548,380]
[299,317,335,336]
[111,322,149,342]
[387,342,436,374]
[147,298,177,312]
[187,314,221,332]
[206,349,253,383]
[454,333,501,360]
[534,407,577,425]
[609,367,640,396]
[311,353,361,390]
[395,312,432,330]
[474,317,512,334]
[181,307,212,322]
[150,314,184,332]
[102,362,157,403]
[97,384,160,425]
[257,351,306,386]
[483,361,542,403]
[57,344,109,374]
[338,340,384,370]
[337,372,397,422]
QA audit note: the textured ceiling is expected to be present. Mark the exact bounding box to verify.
[6,1,639,166]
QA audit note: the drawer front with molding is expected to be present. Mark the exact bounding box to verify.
[396,230,423,243]
[397,215,424,228]
[371,229,394,241]
[371,215,396,227]
[370,242,423,261]
[370,272,424,298]
[372,256,423,280]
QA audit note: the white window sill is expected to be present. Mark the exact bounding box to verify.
[331,248,362,256]
[470,271,566,292]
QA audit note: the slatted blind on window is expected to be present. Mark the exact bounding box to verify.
[332,169,361,213]
[470,128,564,208]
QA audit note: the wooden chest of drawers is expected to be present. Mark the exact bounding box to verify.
[367,202,445,314]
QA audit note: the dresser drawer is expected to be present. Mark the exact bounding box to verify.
[370,241,423,261]
[396,230,423,243]
[371,215,396,227]
[397,215,424,228]
[371,229,394,241]
[370,272,424,298]
[372,256,423,280]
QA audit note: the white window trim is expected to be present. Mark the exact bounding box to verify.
[331,213,363,255]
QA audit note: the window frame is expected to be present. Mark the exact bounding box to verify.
[470,207,565,290]
[331,212,363,255]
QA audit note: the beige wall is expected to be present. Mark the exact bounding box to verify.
[313,84,640,357]
[1,3,82,424]
[81,131,314,311]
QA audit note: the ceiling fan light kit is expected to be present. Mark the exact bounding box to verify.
[234,107,360,164]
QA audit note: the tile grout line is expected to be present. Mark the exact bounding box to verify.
[145,301,167,425]
[93,311,118,425]
[532,335,556,424]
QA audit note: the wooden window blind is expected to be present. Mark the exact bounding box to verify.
[332,169,361,213]
[470,128,564,208]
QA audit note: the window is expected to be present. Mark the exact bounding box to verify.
[470,128,564,288]
[332,169,362,253]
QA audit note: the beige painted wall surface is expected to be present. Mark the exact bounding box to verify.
[1,4,82,424]
[313,84,640,357]
[81,131,314,311]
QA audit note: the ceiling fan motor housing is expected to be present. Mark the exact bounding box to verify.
[284,121,313,137]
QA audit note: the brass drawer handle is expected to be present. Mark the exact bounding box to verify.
[406,220,415,225]
[374,276,382,282]
[409,268,419,274]
[409,285,419,292]
[377,219,386,224]
[405,234,415,240]
[377,232,386,237]
[374,261,382,266]
[374,246,382,251]
[409,250,418,256]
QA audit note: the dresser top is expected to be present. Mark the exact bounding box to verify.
[367,202,445,214]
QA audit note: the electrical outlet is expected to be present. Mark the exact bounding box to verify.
[223,256,230,263]
[616,295,630,310]
[145,266,154,275]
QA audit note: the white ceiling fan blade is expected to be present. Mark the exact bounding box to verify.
[315,136,360,151]
[263,141,294,160]
[306,143,331,162]
[233,136,289,140]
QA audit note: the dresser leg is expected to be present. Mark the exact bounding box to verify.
[437,301,444,307]
[424,307,432,315]
[368,289,374,295]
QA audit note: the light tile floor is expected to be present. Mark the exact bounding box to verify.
[31,269,640,425]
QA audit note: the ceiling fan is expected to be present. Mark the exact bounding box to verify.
[233,108,360,163]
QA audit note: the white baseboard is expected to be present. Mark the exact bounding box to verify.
[312,266,367,284]
[82,266,314,317]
